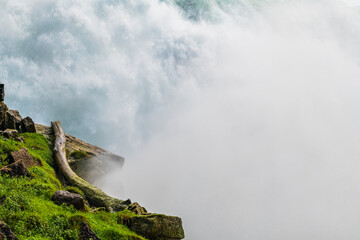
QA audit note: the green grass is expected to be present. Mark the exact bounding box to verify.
[0,133,145,240]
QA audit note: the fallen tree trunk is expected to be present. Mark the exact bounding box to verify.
[51,121,129,211]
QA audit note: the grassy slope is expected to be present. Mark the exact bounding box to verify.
[0,133,144,240]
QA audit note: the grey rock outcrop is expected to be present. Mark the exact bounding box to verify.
[5,110,22,130]
[21,116,36,133]
[0,103,8,129]
[0,103,36,133]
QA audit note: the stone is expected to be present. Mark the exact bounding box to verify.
[5,110,22,130]
[2,129,18,139]
[118,214,185,240]
[8,148,38,168]
[51,190,86,211]
[0,220,18,240]
[0,84,4,102]
[0,102,8,130]
[0,161,29,177]
[0,148,39,177]
[79,222,100,240]
[125,202,148,215]
[21,116,36,133]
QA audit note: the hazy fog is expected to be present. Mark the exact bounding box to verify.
[2,0,360,239]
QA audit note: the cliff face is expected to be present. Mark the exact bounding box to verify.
[35,124,124,183]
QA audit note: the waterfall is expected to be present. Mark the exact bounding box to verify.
[2,0,360,239]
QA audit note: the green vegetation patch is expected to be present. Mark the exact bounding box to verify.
[0,133,145,240]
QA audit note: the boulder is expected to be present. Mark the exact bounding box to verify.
[125,202,148,215]
[21,117,36,133]
[8,148,38,168]
[79,222,100,240]
[5,110,22,130]
[51,190,86,211]
[0,160,29,177]
[118,214,185,240]
[2,129,18,139]
[0,220,18,240]
[0,148,39,177]
[0,102,8,130]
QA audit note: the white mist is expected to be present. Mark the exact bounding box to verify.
[3,0,360,239]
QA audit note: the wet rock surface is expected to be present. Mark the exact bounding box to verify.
[51,190,86,211]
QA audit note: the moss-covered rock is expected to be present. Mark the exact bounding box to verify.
[125,202,148,215]
[118,213,185,240]
[70,151,87,159]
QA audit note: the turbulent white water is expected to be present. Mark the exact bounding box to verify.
[3,0,360,239]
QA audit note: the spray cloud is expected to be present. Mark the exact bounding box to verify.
[2,0,360,239]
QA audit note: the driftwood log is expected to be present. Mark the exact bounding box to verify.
[52,121,129,211]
